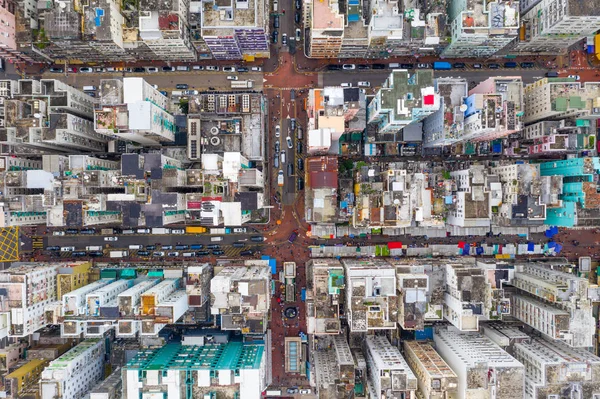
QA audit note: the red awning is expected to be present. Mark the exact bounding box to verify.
[458,241,466,249]
[387,242,403,249]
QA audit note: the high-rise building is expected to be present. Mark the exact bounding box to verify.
[515,0,600,54]
[443,0,520,58]
[434,327,524,399]
[403,341,458,399]
[191,0,270,60]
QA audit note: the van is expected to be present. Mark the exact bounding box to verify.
[129,245,143,250]
[504,62,517,68]
[86,246,102,251]
[296,127,303,140]
[211,236,224,242]
[83,85,97,91]
[250,236,265,242]
[280,151,286,164]
[61,246,75,252]
[171,90,183,96]
[273,15,280,28]
[274,154,279,168]
[290,89,296,100]
[287,163,294,176]
[183,252,195,257]
[388,63,400,68]
[273,0,278,11]
[176,66,190,71]
[232,242,246,248]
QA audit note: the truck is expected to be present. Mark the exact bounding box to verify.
[109,250,128,258]
[231,80,253,89]
[152,228,171,235]
[277,170,284,187]
[433,61,452,70]
[171,90,183,96]
[85,246,102,251]
[210,228,231,235]
[101,228,114,235]
[186,226,207,234]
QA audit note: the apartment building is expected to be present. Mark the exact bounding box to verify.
[90,367,122,399]
[40,339,105,399]
[515,0,600,54]
[434,327,524,399]
[138,0,196,60]
[0,0,35,63]
[523,79,600,124]
[304,156,340,226]
[423,78,469,148]
[122,341,267,399]
[306,0,447,58]
[305,87,366,154]
[461,77,524,142]
[363,336,417,399]
[443,0,520,58]
[514,337,600,398]
[312,334,355,398]
[490,163,548,227]
[210,265,270,334]
[511,261,594,347]
[305,259,344,335]
[343,258,398,332]
[95,78,175,144]
[395,264,429,330]
[191,0,269,60]
[367,70,440,136]
[0,79,103,155]
[539,157,600,227]
[446,165,496,230]
[403,341,458,399]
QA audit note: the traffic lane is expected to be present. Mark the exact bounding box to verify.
[282,116,296,205]
[321,68,549,88]
[41,71,264,92]
[46,233,267,249]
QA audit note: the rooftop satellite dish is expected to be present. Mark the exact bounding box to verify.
[33,113,41,118]
[394,199,400,205]
[58,1,66,8]
[210,136,220,146]
[459,104,467,112]
[210,126,219,135]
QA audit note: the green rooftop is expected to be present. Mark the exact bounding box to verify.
[47,340,101,369]
[125,342,264,372]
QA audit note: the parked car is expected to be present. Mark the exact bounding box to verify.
[137,228,150,234]
[238,67,249,72]
[146,245,156,250]
[240,250,254,256]
[162,245,173,250]
[357,81,371,87]
[232,242,246,248]
[167,252,180,257]
[272,31,278,43]
[176,83,189,89]
[417,63,431,69]
[520,62,535,68]
[400,63,414,69]
[568,74,581,80]
[273,15,280,28]
[192,65,205,70]
[172,229,185,234]
[453,62,466,68]
[67,67,77,73]
[282,34,288,45]
[162,66,175,72]
[275,140,280,153]
[341,83,352,87]
[196,251,210,256]
[46,246,61,251]
[79,67,93,73]
[133,67,145,73]
[327,65,342,71]
[342,64,356,70]
[183,90,199,95]
[295,0,300,8]
[472,63,482,69]
[49,67,64,73]
[286,136,293,148]
[251,66,262,71]
[287,163,294,176]
[295,13,300,24]
[66,229,79,234]
[53,231,65,236]
[212,250,225,255]
[297,177,304,191]
[223,67,236,73]
[372,63,386,69]
[488,63,500,69]
[205,66,219,71]
[95,67,105,72]
[297,157,304,172]
[357,64,370,70]
[176,65,189,71]
[275,125,281,137]
[153,251,165,257]
[207,244,220,250]
[297,141,302,154]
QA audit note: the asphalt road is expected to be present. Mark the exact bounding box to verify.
[41,70,265,93]
[320,68,550,89]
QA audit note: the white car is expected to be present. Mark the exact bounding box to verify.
[357,81,371,87]
[192,65,205,70]
[568,75,581,81]
[286,136,293,148]
[223,66,236,72]
[53,231,65,236]
[342,64,356,70]
[104,236,118,241]
[341,82,352,87]
[206,66,219,71]
[227,75,238,81]
[172,229,185,234]
[146,67,159,73]
[79,67,93,73]
[251,66,262,72]
[299,389,311,394]
[137,228,150,234]
[275,125,280,137]
[296,28,301,41]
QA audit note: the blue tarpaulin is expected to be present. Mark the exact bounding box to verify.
[527,242,535,251]
[415,327,434,340]
[262,255,277,274]
[555,243,563,254]
[463,244,470,255]
[547,241,556,249]
[545,226,559,238]
[476,247,484,255]
[492,143,502,153]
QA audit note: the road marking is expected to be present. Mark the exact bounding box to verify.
[0,227,19,261]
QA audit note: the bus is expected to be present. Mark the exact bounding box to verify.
[433,62,452,70]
